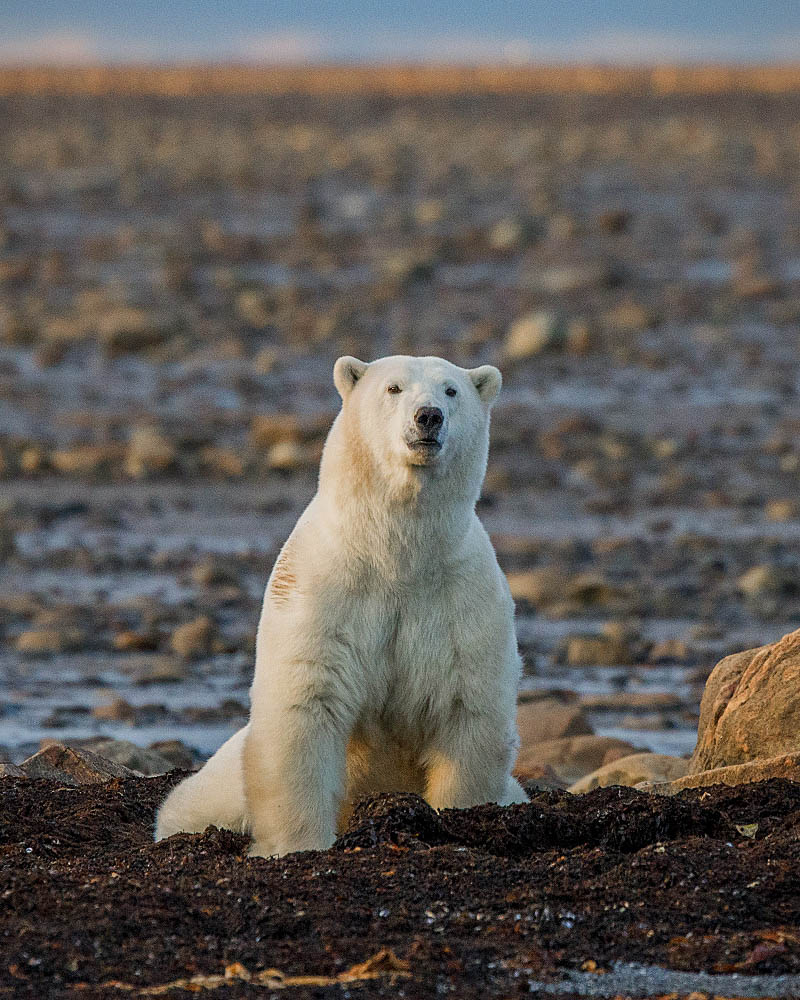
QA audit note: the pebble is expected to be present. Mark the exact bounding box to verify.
[148,739,197,770]
[569,752,688,793]
[0,761,26,778]
[124,427,176,479]
[113,630,159,652]
[250,414,306,449]
[516,696,593,749]
[170,615,215,659]
[64,737,177,775]
[564,572,624,608]
[515,734,640,786]
[97,307,175,357]
[20,744,140,783]
[16,628,86,656]
[92,697,137,723]
[580,692,684,712]
[126,655,188,684]
[49,445,124,477]
[198,446,245,478]
[737,564,797,598]
[506,567,566,608]
[647,639,695,664]
[503,311,566,360]
[267,440,310,471]
[561,634,635,667]
[765,499,799,522]
[191,559,241,588]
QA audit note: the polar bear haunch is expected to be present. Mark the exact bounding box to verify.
[155,355,527,856]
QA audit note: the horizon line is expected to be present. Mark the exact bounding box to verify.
[3,62,800,97]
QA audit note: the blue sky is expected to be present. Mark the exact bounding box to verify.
[1,1,799,64]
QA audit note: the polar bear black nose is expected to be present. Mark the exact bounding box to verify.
[415,406,444,434]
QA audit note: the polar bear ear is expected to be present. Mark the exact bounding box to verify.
[468,365,502,405]
[333,356,369,399]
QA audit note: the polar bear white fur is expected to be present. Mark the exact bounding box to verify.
[155,355,527,856]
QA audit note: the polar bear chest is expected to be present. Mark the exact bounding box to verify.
[333,584,471,733]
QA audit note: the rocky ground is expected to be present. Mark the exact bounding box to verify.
[2,74,800,996]
[2,83,800,771]
[4,774,800,998]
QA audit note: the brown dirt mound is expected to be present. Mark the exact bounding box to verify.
[3,776,800,998]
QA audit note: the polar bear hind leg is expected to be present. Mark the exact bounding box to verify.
[155,727,249,841]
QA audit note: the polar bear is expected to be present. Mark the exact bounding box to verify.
[155,355,527,856]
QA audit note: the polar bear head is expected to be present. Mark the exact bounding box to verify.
[327,354,501,502]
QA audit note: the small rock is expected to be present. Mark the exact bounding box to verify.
[602,300,652,333]
[618,712,674,731]
[564,572,624,608]
[235,289,274,329]
[124,426,176,479]
[253,347,278,374]
[659,750,800,795]
[250,413,332,449]
[737,564,797,598]
[415,199,444,225]
[198,446,244,478]
[688,622,725,641]
[170,615,215,659]
[113,630,159,652]
[98,307,174,356]
[532,263,610,295]
[182,698,247,723]
[69,738,176,775]
[488,217,526,252]
[125,655,188,684]
[16,628,86,655]
[515,734,639,786]
[595,209,631,233]
[148,739,197,770]
[93,697,137,722]
[19,445,46,474]
[569,753,689,793]
[647,639,695,664]
[565,318,594,354]
[765,499,799,522]
[20,744,140,784]
[504,311,566,360]
[580,692,684,712]
[0,761,26,778]
[191,559,240,588]
[506,567,566,608]
[49,444,124,477]
[562,634,634,667]
[516,696,593,749]
[520,763,568,793]
[267,439,308,471]
[250,414,301,449]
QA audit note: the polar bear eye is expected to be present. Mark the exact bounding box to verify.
[445,386,457,397]
[387,384,402,394]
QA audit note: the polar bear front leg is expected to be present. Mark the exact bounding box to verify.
[243,694,350,857]
[425,714,525,810]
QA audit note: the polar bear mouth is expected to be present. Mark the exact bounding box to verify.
[407,437,442,450]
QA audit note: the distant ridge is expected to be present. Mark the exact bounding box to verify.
[2,63,800,96]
